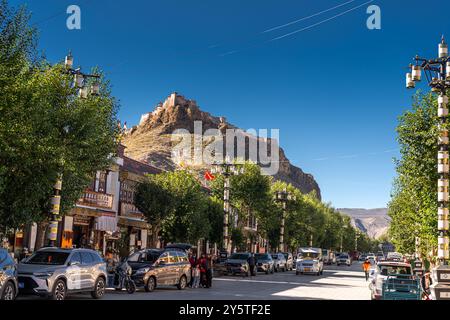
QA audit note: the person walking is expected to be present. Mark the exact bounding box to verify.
[199,254,208,288]
[192,264,201,288]
[188,253,196,288]
[362,259,371,281]
[248,254,256,276]
[421,271,433,300]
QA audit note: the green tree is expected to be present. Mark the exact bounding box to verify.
[0,1,119,243]
[134,174,175,247]
[388,92,438,260]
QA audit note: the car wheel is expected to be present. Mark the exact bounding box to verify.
[145,277,156,292]
[296,271,299,275]
[51,279,67,301]
[91,277,106,299]
[1,281,16,300]
[265,269,269,275]
[177,275,187,290]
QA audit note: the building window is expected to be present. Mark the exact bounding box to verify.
[98,171,108,194]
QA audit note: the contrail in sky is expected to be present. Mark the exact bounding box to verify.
[269,0,374,42]
[312,148,399,162]
[262,0,357,33]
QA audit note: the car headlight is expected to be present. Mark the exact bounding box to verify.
[34,272,54,279]
[136,267,149,275]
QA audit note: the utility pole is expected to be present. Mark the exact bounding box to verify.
[212,158,244,254]
[47,52,100,247]
[406,36,450,264]
[406,36,450,299]
[275,188,296,252]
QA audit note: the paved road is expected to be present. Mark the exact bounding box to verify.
[19,262,370,300]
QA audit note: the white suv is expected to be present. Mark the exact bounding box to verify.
[336,253,351,266]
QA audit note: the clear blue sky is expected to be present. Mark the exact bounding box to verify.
[11,0,450,208]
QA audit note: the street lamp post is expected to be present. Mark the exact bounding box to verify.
[47,52,100,247]
[406,37,450,299]
[211,158,244,254]
[275,188,296,252]
[406,37,450,264]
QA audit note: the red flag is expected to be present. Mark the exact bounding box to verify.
[204,171,215,181]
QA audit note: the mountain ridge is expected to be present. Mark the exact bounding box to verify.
[121,92,321,198]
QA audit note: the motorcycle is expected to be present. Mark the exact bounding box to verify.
[110,260,136,294]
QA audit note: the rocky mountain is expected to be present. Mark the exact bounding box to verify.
[338,208,390,239]
[121,93,321,198]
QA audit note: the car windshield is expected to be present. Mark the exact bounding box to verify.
[271,255,279,260]
[25,251,70,265]
[298,252,319,259]
[379,265,411,276]
[340,255,349,258]
[229,254,249,260]
[255,254,269,260]
[283,253,289,260]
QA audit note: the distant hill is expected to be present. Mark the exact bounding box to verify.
[338,208,390,239]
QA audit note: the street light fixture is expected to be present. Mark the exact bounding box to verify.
[406,36,450,264]
[405,36,450,300]
[47,52,102,247]
[274,188,296,252]
[211,158,244,254]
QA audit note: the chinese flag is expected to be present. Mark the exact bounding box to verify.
[204,171,215,181]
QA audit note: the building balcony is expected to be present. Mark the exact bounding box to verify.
[77,190,114,210]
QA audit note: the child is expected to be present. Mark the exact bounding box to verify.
[192,264,201,288]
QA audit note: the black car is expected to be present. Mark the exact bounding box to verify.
[254,253,274,274]
[224,253,251,276]
[0,249,18,300]
[126,249,163,287]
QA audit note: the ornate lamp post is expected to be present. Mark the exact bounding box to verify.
[406,36,450,299]
[275,188,296,252]
[47,52,101,247]
[211,158,244,254]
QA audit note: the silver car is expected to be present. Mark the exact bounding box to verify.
[0,248,18,300]
[18,247,107,300]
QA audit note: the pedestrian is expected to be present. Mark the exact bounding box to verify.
[421,271,433,300]
[192,264,201,288]
[362,259,371,281]
[206,254,213,288]
[188,253,196,288]
[199,254,208,287]
[248,254,256,276]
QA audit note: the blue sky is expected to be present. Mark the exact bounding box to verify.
[11,0,450,208]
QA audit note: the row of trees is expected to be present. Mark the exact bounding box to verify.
[388,92,440,262]
[0,1,119,246]
[135,162,379,253]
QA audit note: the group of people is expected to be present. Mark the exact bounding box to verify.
[188,253,213,289]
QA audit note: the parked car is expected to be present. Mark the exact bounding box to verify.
[282,252,294,271]
[0,248,18,300]
[17,247,107,300]
[254,253,274,274]
[359,254,368,261]
[322,249,336,265]
[369,261,414,300]
[366,255,376,265]
[224,253,251,276]
[386,252,403,262]
[295,248,324,276]
[271,253,287,272]
[133,249,191,292]
[336,253,351,266]
[126,249,163,275]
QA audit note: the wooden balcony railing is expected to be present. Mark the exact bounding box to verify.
[78,190,114,209]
